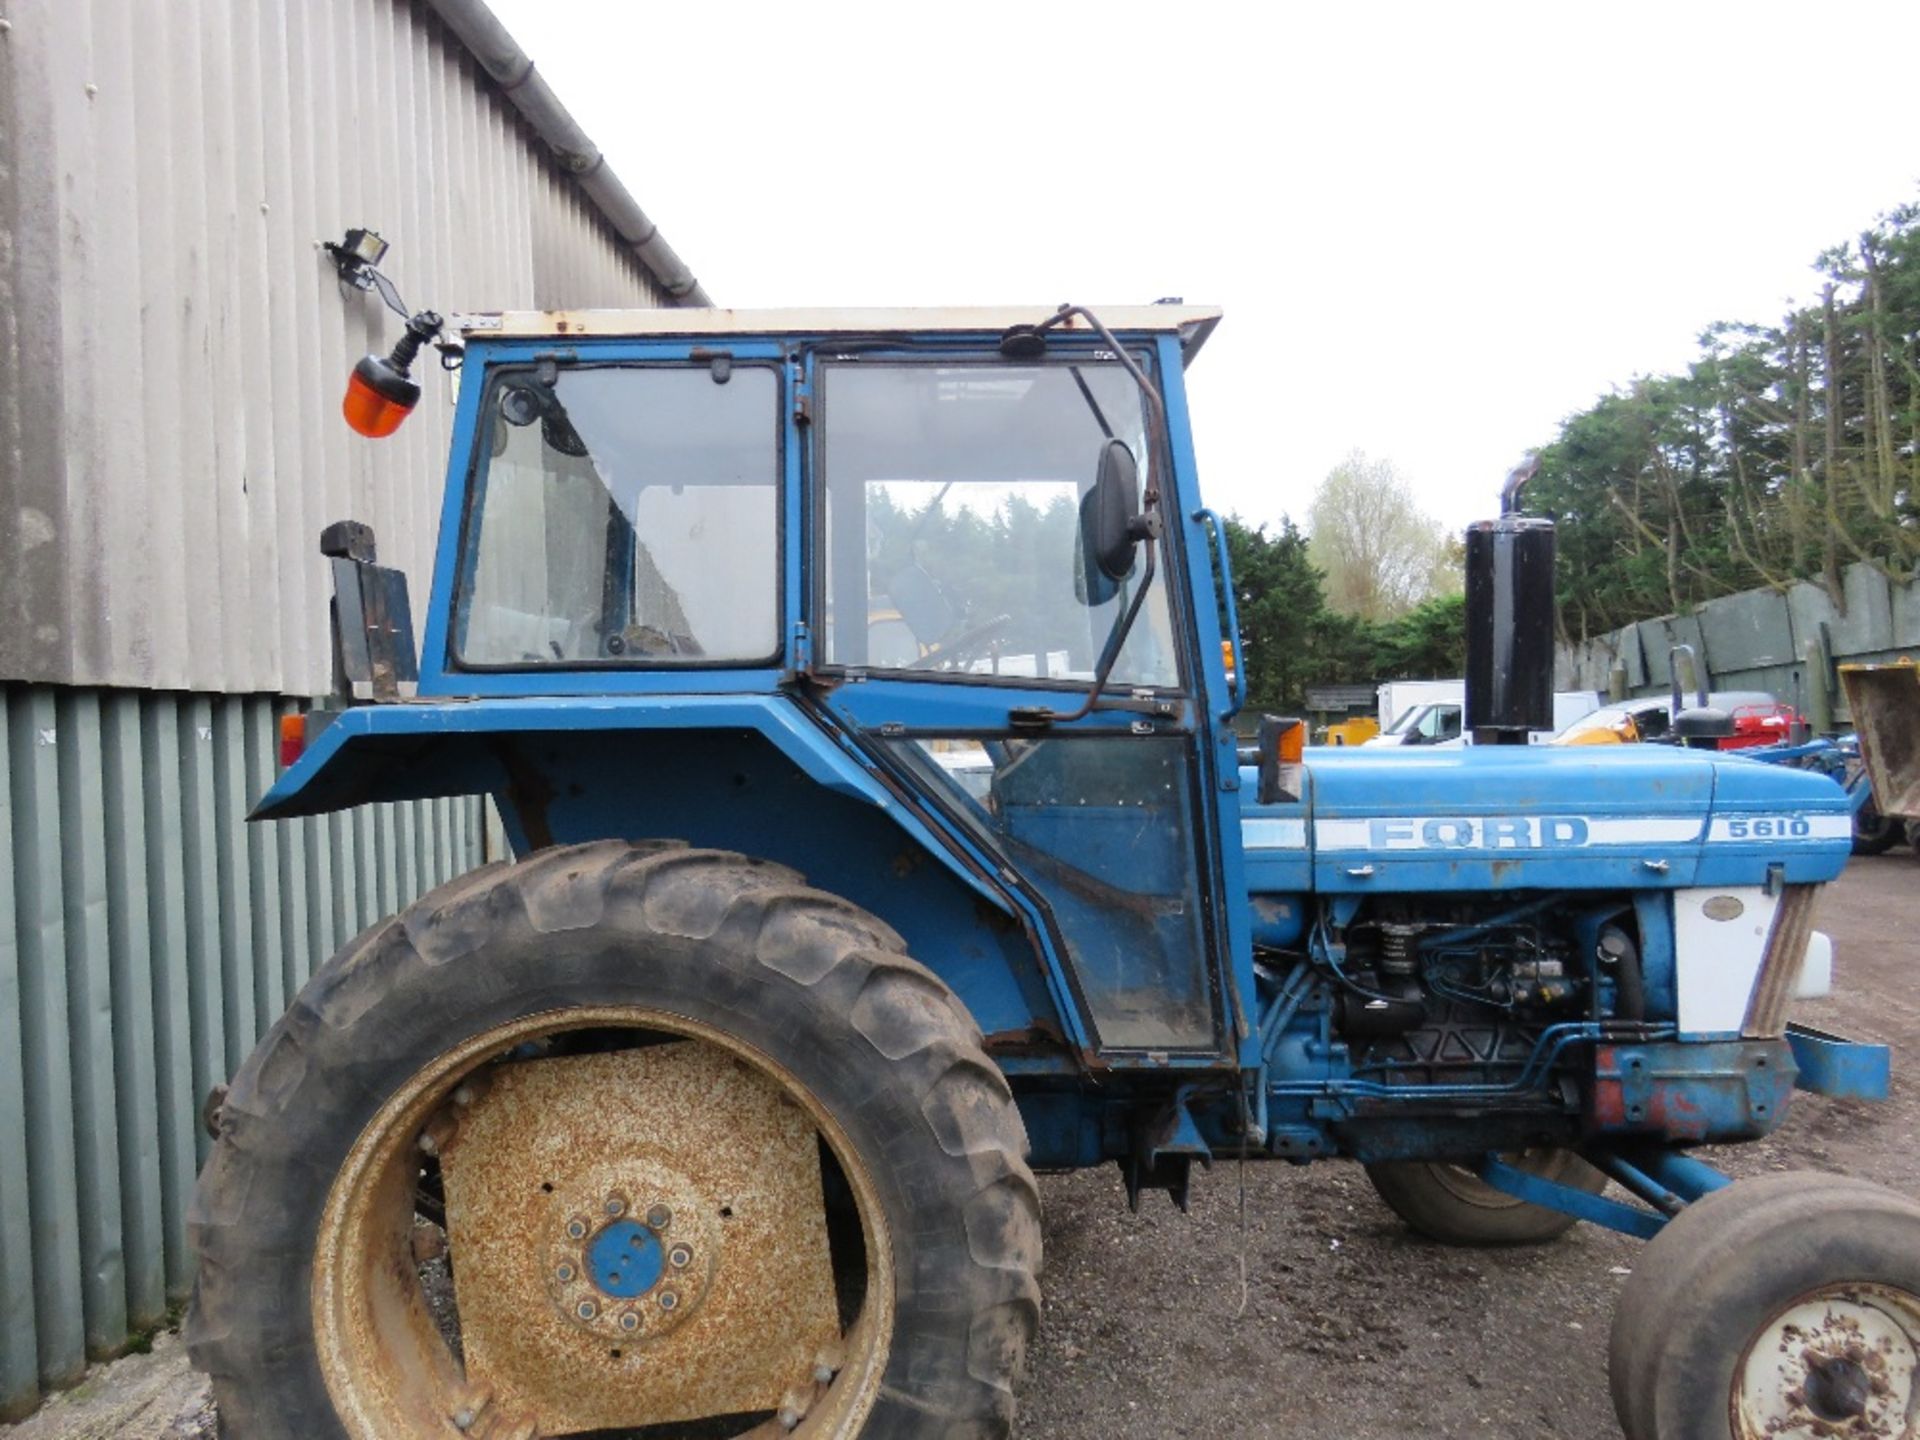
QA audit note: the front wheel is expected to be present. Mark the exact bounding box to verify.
[1609,1172,1920,1440]
[1363,1148,1606,1246]
[188,842,1041,1439]
[1851,791,1902,855]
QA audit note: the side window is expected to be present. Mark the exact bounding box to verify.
[1638,705,1672,741]
[455,366,780,667]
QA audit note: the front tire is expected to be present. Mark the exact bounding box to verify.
[1609,1172,1920,1440]
[187,841,1041,1439]
[1363,1149,1606,1246]
[1850,792,1902,855]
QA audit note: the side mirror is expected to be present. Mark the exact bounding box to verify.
[1077,440,1143,606]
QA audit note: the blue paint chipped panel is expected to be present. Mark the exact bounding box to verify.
[1786,1022,1892,1102]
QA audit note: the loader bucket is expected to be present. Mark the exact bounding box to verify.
[1840,660,1920,820]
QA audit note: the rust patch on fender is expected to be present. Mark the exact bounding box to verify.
[984,1020,1070,1058]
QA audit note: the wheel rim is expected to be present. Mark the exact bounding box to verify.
[1731,1283,1920,1438]
[311,1006,894,1439]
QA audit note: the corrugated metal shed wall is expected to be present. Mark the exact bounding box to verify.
[0,684,490,1412]
[0,0,667,697]
[0,0,681,1415]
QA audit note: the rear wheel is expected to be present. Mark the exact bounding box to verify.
[1609,1172,1920,1440]
[188,842,1041,1439]
[1362,1148,1606,1245]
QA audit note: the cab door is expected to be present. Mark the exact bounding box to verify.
[802,345,1245,1062]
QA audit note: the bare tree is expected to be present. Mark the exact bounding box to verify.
[1307,453,1457,621]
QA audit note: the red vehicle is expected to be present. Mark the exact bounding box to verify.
[1718,694,1805,750]
[1553,691,1803,750]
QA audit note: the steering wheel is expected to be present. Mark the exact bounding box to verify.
[604,623,687,658]
[905,614,1014,672]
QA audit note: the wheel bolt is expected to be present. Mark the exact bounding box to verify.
[659,1289,678,1311]
[619,1311,640,1332]
[566,1218,588,1240]
[646,1203,672,1230]
[577,1300,597,1320]
[604,1193,626,1217]
[555,1263,574,1281]
[668,1244,693,1269]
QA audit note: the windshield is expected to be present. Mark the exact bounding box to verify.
[818,362,1181,689]
[1386,704,1462,741]
[453,365,780,667]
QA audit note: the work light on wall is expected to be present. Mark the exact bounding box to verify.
[323,226,452,439]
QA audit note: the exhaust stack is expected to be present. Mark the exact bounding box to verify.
[1465,459,1555,745]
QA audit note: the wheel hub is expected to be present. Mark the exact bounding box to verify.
[584,1218,665,1299]
[438,1043,842,1434]
[1735,1286,1920,1439]
[543,1172,716,1344]
[1803,1351,1873,1422]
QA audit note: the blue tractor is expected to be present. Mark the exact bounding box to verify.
[189,304,1918,1440]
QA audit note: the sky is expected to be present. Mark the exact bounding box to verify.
[485,0,1920,535]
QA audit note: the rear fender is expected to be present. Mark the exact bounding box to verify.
[255,697,1077,1050]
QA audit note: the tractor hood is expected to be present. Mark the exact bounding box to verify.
[1240,745,1851,894]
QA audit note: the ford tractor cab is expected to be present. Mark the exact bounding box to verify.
[188,305,1918,1440]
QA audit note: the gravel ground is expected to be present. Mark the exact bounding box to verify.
[7,851,1916,1439]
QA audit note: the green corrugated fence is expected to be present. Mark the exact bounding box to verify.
[0,683,489,1418]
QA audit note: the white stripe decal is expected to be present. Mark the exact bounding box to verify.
[1246,812,1848,854]
[1242,817,1308,850]
[1314,816,1704,852]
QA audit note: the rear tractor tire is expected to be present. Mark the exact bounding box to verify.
[1609,1171,1920,1440]
[1364,1148,1607,1246]
[187,841,1042,1440]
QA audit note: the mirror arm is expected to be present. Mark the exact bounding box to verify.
[1011,535,1160,730]
[1025,306,1169,469]
[1005,305,1174,731]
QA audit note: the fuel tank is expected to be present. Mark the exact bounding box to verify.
[1239,745,1851,898]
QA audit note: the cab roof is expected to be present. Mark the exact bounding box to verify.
[454,305,1224,365]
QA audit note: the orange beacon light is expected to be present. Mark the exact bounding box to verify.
[342,310,441,438]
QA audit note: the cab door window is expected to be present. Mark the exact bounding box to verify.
[818,361,1180,690]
